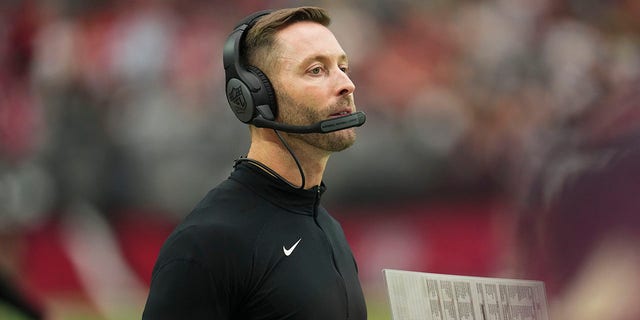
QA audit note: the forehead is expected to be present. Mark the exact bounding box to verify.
[273,21,346,64]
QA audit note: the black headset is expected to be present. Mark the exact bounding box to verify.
[223,10,277,124]
[223,9,366,134]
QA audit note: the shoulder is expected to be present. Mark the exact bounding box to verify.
[153,208,261,273]
[151,180,273,275]
[316,206,344,231]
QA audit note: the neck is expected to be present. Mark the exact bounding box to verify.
[247,129,330,189]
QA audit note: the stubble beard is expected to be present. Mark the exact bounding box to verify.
[278,96,357,153]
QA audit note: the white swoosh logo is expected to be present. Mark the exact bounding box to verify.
[283,238,302,256]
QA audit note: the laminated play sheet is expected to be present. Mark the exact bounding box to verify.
[383,269,549,320]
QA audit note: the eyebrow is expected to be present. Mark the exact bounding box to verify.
[299,53,349,67]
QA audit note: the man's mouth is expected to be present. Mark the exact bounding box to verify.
[329,110,351,118]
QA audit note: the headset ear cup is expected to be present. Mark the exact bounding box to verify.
[247,65,277,120]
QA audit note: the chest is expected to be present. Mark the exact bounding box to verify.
[238,214,365,319]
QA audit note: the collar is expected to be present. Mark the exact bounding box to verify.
[229,161,326,216]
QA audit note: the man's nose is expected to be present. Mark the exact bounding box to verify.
[336,70,355,96]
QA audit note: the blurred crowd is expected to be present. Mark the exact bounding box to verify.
[2,0,639,219]
[1,0,639,319]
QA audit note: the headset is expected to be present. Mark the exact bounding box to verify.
[222,10,366,134]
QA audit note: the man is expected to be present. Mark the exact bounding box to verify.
[142,7,367,319]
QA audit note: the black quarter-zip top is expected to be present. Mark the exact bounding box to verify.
[142,161,367,320]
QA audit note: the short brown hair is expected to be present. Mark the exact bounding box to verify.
[243,7,331,71]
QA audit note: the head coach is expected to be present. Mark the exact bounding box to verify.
[142,6,367,319]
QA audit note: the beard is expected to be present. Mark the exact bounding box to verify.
[277,93,357,153]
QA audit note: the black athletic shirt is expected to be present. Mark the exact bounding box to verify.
[142,162,367,319]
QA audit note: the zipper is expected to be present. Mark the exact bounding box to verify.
[313,186,350,318]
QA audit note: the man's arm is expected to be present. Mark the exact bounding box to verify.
[142,259,228,319]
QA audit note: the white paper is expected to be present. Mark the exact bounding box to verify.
[383,269,549,320]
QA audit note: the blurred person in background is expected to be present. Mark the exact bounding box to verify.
[514,81,640,319]
[507,2,640,319]
[142,6,367,319]
[0,1,45,319]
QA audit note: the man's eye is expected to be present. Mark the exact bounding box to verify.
[310,67,322,75]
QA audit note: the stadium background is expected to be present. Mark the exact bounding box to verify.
[1,0,639,319]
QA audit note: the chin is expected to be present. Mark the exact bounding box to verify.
[293,128,356,152]
[324,129,357,152]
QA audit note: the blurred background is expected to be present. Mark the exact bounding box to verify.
[1,0,639,319]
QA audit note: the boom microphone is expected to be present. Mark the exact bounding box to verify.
[252,110,366,134]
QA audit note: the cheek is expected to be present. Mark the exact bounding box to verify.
[278,89,325,122]
[290,104,322,124]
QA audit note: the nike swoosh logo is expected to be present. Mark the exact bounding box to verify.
[283,238,302,256]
